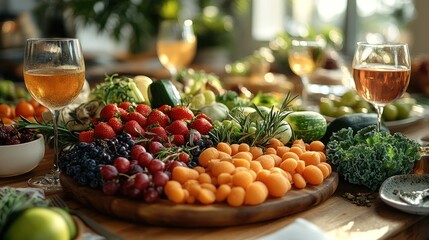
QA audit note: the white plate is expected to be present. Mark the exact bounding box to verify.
[379,174,429,215]
[320,105,429,130]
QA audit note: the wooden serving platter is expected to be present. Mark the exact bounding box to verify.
[60,172,338,227]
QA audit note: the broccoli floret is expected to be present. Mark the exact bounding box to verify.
[326,126,421,191]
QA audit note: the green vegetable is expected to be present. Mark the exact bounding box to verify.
[326,126,421,191]
[90,74,145,104]
[0,187,49,235]
[285,111,327,143]
[216,91,250,110]
[199,102,229,122]
[320,113,389,144]
[148,79,181,108]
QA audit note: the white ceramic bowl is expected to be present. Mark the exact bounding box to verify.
[0,135,45,177]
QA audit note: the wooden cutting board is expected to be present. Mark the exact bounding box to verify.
[60,172,338,227]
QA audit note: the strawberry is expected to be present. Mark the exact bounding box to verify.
[165,120,189,136]
[195,113,212,123]
[124,120,145,137]
[170,106,194,121]
[190,118,213,135]
[100,104,119,120]
[79,130,94,143]
[157,104,172,115]
[127,112,147,128]
[90,117,100,126]
[119,102,133,110]
[94,122,116,139]
[135,104,152,117]
[108,117,123,134]
[145,126,168,142]
[171,134,185,146]
[147,109,170,127]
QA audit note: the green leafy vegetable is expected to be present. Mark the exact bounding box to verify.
[0,188,49,235]
[90,74,145,104]
[326,126,421,191]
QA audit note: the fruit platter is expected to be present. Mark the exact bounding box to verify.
[3,69,423,227]
[315,89,429,130]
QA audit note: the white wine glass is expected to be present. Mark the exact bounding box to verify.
[352,42,411,132]
[156,19,197,81]
[23,38,85,191]
[288,39,325,109]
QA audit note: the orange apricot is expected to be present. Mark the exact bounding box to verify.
[262,173,290,197]
[256,155,275,170]
[281,151,300,161]
[300,151,321,166]
[238,143,250,152]
[302,165,324,185]
[309,140,325,151]
[233,152,253,162]
[198,188,216,204]
[217,172,232,185]
[198,173,212,184]
[317,163,330,179]
[268,154,282,167]
[227,186,246,207]
[245,181,268,205]
[232,171,253,188]
[276,146,291,159]
[256,169,271,182]
[211,161,235,177]
[198,147,219,167]
[249,146,263,160]
[280,158,298,173]
[217,142,232,155]
[249,160,263,173]
[232,158,251,169]
[289,146,304,157]
[264,147,277,155]
[295,160,306,174]
[292,173,307,189]
[230,144,240,155]
[216,184,232,202]
[267,138,283,149]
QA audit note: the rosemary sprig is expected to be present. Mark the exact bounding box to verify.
[16,117,79,149]
[210,92,297,147]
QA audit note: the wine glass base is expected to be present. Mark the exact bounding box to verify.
[28,172,62,192]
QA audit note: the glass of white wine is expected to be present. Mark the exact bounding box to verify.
[288,39,325,109]
[352,42,411,132]
[23,38,85,191]
[156,19,197,81]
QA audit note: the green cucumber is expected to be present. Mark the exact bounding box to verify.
[285,111,327,143]
[320,113,389,144]
[148,79,181,108]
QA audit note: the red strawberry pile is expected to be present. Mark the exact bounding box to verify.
[79,103,213,149]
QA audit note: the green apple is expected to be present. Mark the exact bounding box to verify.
[3,207,70,240]
[49,207,77,239]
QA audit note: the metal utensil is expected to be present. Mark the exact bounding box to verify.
[49,195,123,240]
[398,188,429,206]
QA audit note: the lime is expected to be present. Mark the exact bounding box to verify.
[319,97,336,116]
[3,207,70,240]
[393,101,411,120]
[382,104,398,121]
[189,93,206,109]
[49,207,77,239]
[202,90,216,105]
[340,90,358,107]
[333,106,354,117]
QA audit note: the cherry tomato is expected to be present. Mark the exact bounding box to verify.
[15,101,35,118]
[0,104,13,118]
[35,105,49,121]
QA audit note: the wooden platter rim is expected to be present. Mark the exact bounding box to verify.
[60,172,338,227]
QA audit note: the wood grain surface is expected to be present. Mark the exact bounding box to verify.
[60,172,338,227]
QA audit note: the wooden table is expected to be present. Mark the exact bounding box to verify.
[1,117,429,240]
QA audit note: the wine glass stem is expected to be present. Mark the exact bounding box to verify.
[169,67,178,82]
[52,109,60,173]
[301,75,310,109]
[374,105,384,132]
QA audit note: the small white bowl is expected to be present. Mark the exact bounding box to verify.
[0,135,45,177]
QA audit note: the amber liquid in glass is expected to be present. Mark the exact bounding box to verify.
[157,39,196,71]
[288,52,316,76]
[352,64,410,105]
[24,68,85,110]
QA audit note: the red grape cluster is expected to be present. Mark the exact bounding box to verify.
[100,144,189,203]
[0,122,34,145]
